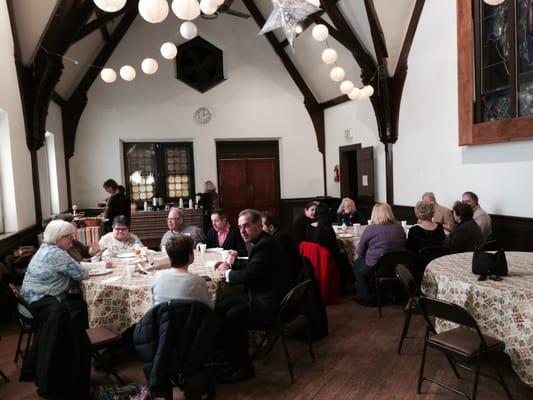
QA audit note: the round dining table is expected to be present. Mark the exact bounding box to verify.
[81,250,226,333]
[422,251,533,386]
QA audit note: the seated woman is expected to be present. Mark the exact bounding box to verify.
[448,201,482,252]
[352,203,406,304]
[53,213,100,261]
[20,220,91,399]
[99,215,142,257]
[151,235,212,308]
[306,203,341,259]
[337,197,366,226]
[293,200,319,244]
[407,201,445,252]
[204,209,245,253]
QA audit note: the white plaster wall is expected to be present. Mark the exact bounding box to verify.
[325,0,533,218]
[0,0,35,232]
[46,102,69,212]
[70,14,324,208]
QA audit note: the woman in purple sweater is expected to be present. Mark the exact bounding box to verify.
[353,203,406,304]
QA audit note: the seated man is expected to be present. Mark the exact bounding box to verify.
[421,192,455,232]
[261,211,302,285]
[160,207,204,249]
[151,235,212,308]
[215,209,291,383]
[204,209,245,253]
[462,191,492,241]
[99,215,142,257]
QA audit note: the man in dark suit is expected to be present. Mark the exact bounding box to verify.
[204,209,246,253]
[215,209,291,383]
[261,211,302,285]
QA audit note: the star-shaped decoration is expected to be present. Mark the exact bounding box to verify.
[259,0,321,51]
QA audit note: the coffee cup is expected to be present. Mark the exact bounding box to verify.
[196,243,207,253]
[221,250,230,262]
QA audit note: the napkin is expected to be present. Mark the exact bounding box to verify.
[101,276,121,284]
[81,261,106,272]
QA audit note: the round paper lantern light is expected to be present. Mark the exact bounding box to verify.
[340,80,354,95]
[180,21,198,39]
[100,68,117,83]
[306,0,320,6]
[138,0,169,23]
[321,48,337,64]
[160,42,178,59]
[200,0,218,15]
[119,65,136,81]
[348,87,361,100]
[172,0,201,21]
[361,85,374,97]
[312,24,328,41]
[483,0,505,5]
[93,0,126,13]
[141,58,158,74]
[330,66,345,82]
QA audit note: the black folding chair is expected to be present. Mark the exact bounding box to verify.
[86,326,125,384]
[8,284,39,363]
[373,251,418,318]
[395,264,421,354]
[417,296,513,400]
[0,335,8,382]
[251,280,316,383]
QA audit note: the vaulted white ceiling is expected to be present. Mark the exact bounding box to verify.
[9,0,419,102]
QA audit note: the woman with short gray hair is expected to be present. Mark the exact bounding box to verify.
[406,201,445,252]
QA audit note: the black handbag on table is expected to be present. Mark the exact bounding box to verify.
[472,249,508,280]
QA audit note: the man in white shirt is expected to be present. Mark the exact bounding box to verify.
[160,207,204,249]
[462,191,492,241]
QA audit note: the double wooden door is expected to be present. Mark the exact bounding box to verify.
[218,158,279,224]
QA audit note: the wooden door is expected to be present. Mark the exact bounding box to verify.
[356,146,374,207]
[339,144,374,215]
[218,158,279,224]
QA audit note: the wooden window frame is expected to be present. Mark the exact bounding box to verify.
[123,141,195,205]
[458,0,533,145]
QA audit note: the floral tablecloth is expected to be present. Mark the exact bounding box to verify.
[422,251,533,386]
[81,251,226,333]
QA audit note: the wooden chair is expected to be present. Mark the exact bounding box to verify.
[251,280,316,384]
[417,296,513,400]
[86,326,125,384]
[8,284,39,363]
[373,251,418,318]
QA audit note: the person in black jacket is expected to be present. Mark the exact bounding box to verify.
[204,209,245,253]
[261,211,302,285]
[293,200,319,244]
[448,201,482,252]
[215,209,291,383]
[103,179,130,233]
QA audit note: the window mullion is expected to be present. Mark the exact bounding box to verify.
[508,0,518,117]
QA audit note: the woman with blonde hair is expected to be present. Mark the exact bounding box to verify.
[337,197,366,226]
[352,202,406,305]
[407,201,445,252]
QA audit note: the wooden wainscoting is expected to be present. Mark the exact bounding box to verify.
[393,205,533,252]
[0,225,41,261]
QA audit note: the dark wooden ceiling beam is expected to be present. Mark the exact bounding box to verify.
[320,94,349,110]
[363,0,388,61]
[74,7,132,43]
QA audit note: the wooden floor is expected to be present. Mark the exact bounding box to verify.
[0,298,531,399]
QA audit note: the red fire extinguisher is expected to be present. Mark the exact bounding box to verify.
[333,165,340,182]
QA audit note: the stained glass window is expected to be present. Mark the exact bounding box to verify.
[123,142,194,206]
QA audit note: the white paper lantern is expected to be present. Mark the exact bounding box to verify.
[160,42,178,59]
[138,0,169,23]
[306,0,321,6]
[340,80,354,95]
[100,68,117,83]
[119,65,136,81]
[180,21,198,39]
[321,48,337,64]
[172,0,201,21]
[361,85,374,97]
[295,24,303,34]
[200,0,218,15]
[141,58,158,74]
[483,0,505,5]
[312,24,329,41]
[348,87,361,100]
[93,0,126,13]
[330,66,345,82]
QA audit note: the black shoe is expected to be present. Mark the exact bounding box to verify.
[217,366,255,384]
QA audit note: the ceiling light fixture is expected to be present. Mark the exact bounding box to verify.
[93,0,126,13]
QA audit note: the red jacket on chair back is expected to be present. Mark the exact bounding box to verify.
[299,242,340,305]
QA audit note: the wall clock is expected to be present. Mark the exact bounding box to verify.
[194,107,211,125]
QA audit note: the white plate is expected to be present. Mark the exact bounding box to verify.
[116,252,136,258]
[237,256,249,260]
[206,248,223,253]
[89,268,112,276]
[337,234,355,239]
